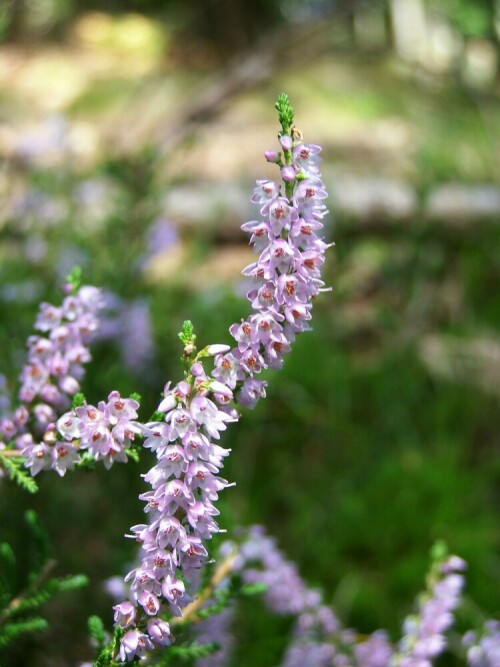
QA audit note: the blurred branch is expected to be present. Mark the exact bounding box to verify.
[172,553,237,626]
[158,3,367,155]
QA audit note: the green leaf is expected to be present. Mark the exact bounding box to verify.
[0,617,48,648]
[72,392,86,408]
[0,543,16,603]
[0,455,38,494]
[126,446,140,463]
[155,641,220,665]
[130,392,141,404]
[25,510,50,580]
[94,624,124,667]
[88,615,106,648]
[275,93,295,134]
[66,266,83,293]
[10,574,88,616]
[240,581,268,596]
[178,320,196,346]
[431,540,448,563]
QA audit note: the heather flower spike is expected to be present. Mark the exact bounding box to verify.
[106,94,332,663]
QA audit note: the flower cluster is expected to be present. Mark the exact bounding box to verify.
[391,555,466,667]
[190,529,474,667]
[235,527,392,667]
[464,620,500,666]
[212,123,330,409]
[0,285,103,457]
[22,391,140,476]
[112,98,332,661]
[113,362,237,655]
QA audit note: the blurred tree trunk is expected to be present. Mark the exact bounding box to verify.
[5,0,26,41]
[189,0,282,57]
[389,0,427,62]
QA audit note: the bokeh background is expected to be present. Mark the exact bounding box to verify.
[0,0,499,665]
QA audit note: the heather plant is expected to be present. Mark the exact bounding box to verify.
[0,95,498,666]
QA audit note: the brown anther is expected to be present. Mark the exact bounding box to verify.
[262,288,273,302]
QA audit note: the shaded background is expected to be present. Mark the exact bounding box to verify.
[0,0,499,664]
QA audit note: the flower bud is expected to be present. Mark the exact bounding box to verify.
[264,150,280,163]
[279,135,293,150]
[205,344,231,356]
[281,166,296,182]
[157,394,177,413]
[190,363,205,377]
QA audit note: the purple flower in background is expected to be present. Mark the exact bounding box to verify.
[194,607,235,667]
[146,218,179,257]
[0,284,104,471]
[14,115,70,165]
[194,527,394,667]
[354,631,394,667]
[120,300,156,373]
[390,555,466,667]
[95,293,156,374]
[0,375,11,419]
[464,620,500,667]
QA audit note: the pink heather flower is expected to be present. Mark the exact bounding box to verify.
[147,618,171,646]
[51,442,80,476]
[215,128,329,410]
[293,143,322,175]
[113,601,137,627]
[281,165,296,182]
[118,629,153,662]
[0,284,104,455]
[49,391,141,472]
[23,442,52,476]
